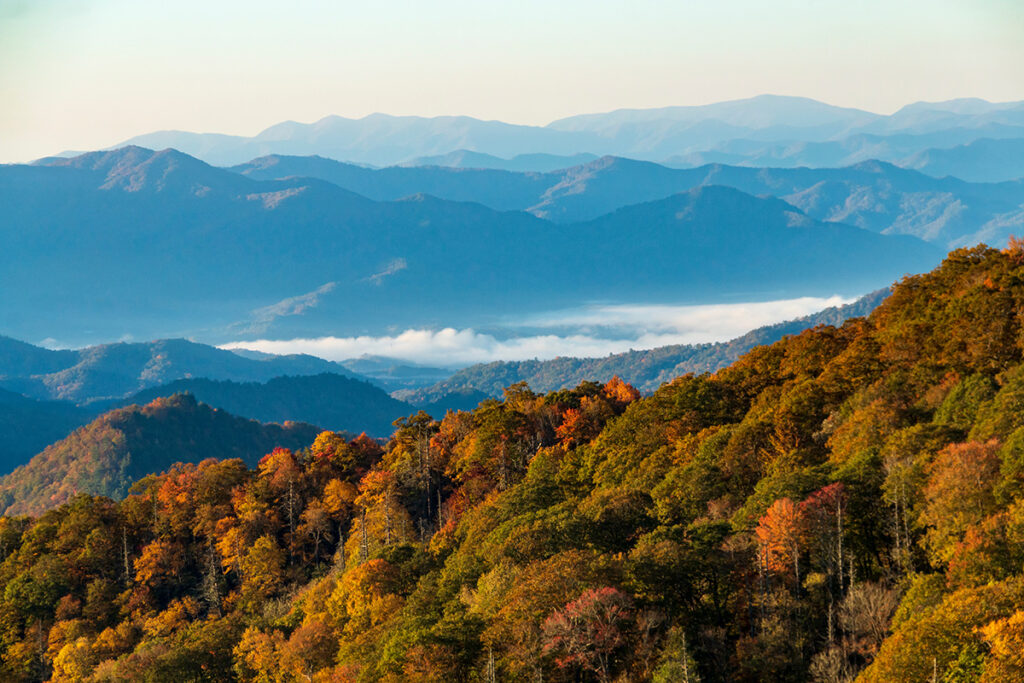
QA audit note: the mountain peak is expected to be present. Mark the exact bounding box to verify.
[40,146,254,195]
[37,145,157,171]
[848,159,900,174]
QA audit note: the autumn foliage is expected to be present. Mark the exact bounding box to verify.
[4,247,1024,680]
[543,587,635,682]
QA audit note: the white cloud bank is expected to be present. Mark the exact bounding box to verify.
[518,296,853,335]
[220,295,854,367]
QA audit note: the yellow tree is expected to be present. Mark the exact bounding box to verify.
[238,535,285,613]
[921,440,1001,565]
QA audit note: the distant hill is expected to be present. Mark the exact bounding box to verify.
[901,137,1024,183]
[401,150,599,172]
[233,153,1024,247]
[547,94,880,137]
[0,336,79,376]
[397,289,890,402]
[117,113,589,167]
[552,188,938,298]
[415,387,492,416]
[661,127,1024,178]
[337,356,454,392]
[0,388,93,474]
[117,374,414,437]
[0,335,360,403]
[0,393,320,516]
[231,153,551,211]
[1,147,939,344]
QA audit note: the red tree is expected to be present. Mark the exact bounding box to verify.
[542,587,634,683]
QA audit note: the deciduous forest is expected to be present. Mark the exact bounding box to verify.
[3,245,1024,681]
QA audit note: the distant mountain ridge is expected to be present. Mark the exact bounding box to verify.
[230,153,551,212]
[106,95,1024,180]
[115,374,413,437]
[547,94,882,137]
[400,150,599,172]
[233,153,1024,247]
[900,137,1024,183]
[0,335,362,403]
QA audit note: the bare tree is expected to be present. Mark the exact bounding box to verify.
[839,582,900,657]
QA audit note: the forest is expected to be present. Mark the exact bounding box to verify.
[2,244,1024,681]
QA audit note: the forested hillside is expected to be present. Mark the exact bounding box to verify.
[2,246,1024,680]
[0,394,319,516]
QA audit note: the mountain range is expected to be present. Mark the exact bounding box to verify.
[0,335,493,478]
[1,146,941,346]
[0,336,417,470]
[0,335,359,403]
[232,153,1024,247]
[401,150,600,172]
[899,137,1024,183]
[105,95,1024,181]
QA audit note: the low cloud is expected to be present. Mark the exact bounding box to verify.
[221,295,854,367]
[253,282,337,320]
[364,258,407,285]
[519,296,853,338]
[229,282,337,336]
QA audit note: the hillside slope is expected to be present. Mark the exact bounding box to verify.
[0,388,93,474]
[0,393,320,515]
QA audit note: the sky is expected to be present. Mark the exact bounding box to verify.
[1,0,1023,162]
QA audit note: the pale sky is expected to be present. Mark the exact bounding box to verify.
[1,0,1023,162]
